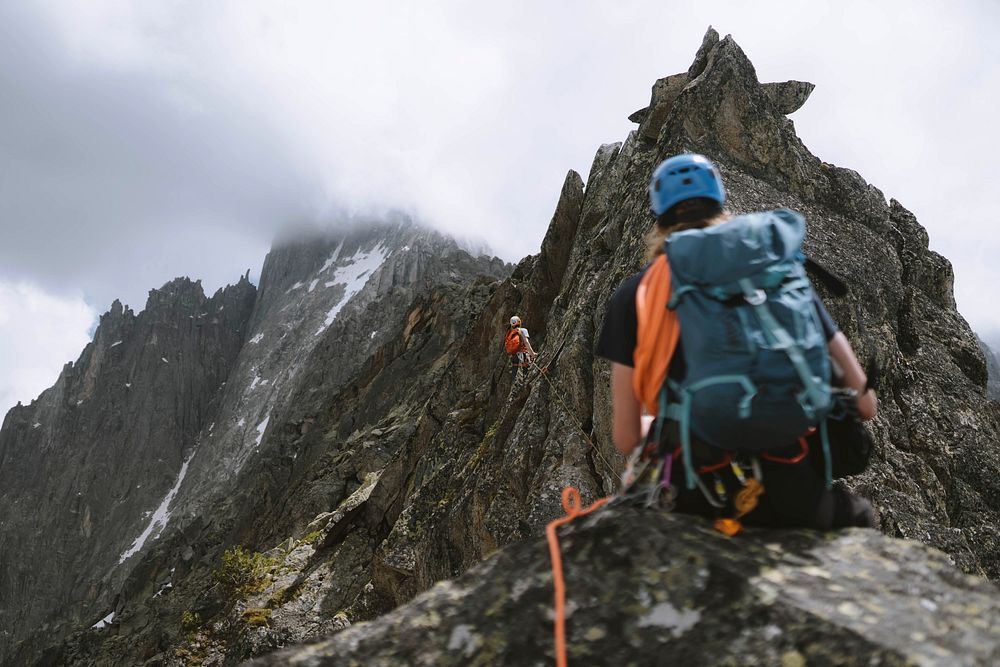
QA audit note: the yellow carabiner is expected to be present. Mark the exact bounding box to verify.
[730,461,747,485]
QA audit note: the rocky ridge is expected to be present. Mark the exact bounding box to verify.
[0,219,509,665]
[350,28,1000,620]
[247,26,1000,665]
[5,26,1000,667]
[0,276,256,655]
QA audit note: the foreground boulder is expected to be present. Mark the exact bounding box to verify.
[250,505,1000,666]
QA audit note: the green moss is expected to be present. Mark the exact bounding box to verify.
[468,632,507,667]
[483,422,498,442]
[465,418,500,473]
[266,587,289,609]
[241,607,272,627]
[484,589,509,617]
[299,529,323,545]
[180,610,201,631]
[213,546,281,600]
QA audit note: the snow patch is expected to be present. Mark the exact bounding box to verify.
[152,582,173,599]
[249,374,262,391]
[92,611,115,629]
[255,415,270,448]
[237,417,246,427]
[370,330,377,339]
[32,422,41,429]
[308,278,319,292]
[76,400,83,406]
[125,383,132,388]
[315,244,388,336]
[161,357,169,363]
[110,340,123,347]
[248,332,264,345]
[319,240,345,273]
[118,451,195,563]
[288,281,305,291]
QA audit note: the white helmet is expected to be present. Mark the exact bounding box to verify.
[510,315,522,327]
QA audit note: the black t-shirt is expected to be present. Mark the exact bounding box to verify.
[596,266,839,369]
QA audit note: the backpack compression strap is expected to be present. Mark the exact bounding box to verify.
[633,255,681,415]
[738,277,834,489]
[737,278,828,418]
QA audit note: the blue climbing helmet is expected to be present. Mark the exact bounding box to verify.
[649,153,726,217]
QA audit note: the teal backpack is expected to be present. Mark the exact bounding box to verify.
[657,209,834,489]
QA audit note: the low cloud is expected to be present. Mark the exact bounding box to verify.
[1,1,999,409]
[0,282,97,413]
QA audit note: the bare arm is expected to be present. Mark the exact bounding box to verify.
[828,332,877,420]
[522,330,537,357]
[611,362,642,454]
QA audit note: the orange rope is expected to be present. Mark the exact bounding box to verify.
[545,487,611,667]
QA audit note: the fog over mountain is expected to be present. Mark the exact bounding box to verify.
[2,1,1000,410]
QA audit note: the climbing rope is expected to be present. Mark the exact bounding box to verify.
[545,487,610,667]
[527,358,619,475]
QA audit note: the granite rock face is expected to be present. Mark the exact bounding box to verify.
[6,27,1000,667]
[0,276,256,655]
[356,30,1000,629]
[0,219,510,665]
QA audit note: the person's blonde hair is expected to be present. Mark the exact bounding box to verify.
[645,213,729,261]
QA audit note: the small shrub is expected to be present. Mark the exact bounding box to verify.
[213,546,280,600]
[181,610,201,630]
[241,607,272,627]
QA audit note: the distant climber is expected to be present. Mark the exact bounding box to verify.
[506,315,537,383]
[596,153,878,531]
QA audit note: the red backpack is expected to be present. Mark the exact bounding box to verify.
[505,327,524,355]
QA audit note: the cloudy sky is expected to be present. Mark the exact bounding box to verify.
[1,1,998,412]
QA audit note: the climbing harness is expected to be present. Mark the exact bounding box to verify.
[618,425,770,537]
[545,487,610,667]
[619,444,678,510]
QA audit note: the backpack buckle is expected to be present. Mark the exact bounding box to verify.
[745,289,766,306]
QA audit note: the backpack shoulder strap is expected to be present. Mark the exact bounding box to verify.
[632,255,681,415]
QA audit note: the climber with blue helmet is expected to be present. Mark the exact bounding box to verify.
[648,152,727,225]
[597,152,877,531]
